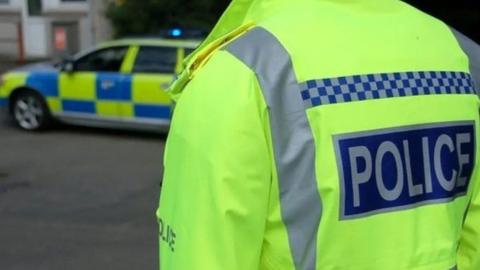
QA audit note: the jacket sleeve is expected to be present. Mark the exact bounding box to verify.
[458,176,480,270]
[450,29,480,270]
[156,50,272,270]
[450,28,480,91]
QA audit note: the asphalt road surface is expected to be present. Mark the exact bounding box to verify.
[0,116,165,270]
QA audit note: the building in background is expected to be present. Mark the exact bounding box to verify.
[0,0,113,62]
[89,0,112,46]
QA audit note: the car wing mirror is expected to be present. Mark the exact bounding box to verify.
[61,59,75,73]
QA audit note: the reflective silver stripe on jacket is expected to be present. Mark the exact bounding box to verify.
[225,27,322,270]
[450,28,480,91]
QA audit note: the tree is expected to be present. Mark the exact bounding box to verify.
[106,0,480,43]
[106,0,230,38]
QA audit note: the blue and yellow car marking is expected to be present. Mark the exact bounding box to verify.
[0,38,200,129]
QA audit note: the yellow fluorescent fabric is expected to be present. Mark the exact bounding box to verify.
[157,51,271,270]
[308,95,478,270]
[265,0,469,81]
[169,0,291,99]
[186,0,290,63]
[458,160,480,270]
[159,1,480,269]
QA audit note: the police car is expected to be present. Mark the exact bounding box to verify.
[0,34,200,131]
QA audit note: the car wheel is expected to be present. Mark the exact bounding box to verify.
[12,91,51,131]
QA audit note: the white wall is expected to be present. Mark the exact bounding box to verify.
[43,0,88,10]
[27,0,88,58]
[0,22,18,59]
[79,16,90,51]
[0,0,22,59]
[91,0,113,44]
[4,0,23,8]
[24,18,49,58]
[0,0,101,59]
[43,0,88,11]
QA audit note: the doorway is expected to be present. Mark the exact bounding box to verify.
[51,21,79,58]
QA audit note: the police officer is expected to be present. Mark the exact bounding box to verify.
[157,0,480,269]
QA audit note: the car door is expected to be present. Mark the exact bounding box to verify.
[59,46,130,119]
[128,46,178,124]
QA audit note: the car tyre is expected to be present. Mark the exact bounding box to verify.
[12,91,52,131]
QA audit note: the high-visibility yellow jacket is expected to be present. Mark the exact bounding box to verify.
[157,0,480,269]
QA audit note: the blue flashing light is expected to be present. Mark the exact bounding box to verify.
[170,28,183,37]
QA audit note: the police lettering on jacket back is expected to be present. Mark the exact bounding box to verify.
[334,122,475,219]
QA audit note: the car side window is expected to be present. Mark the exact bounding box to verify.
[133,46,177,74]
[75,46,128,72]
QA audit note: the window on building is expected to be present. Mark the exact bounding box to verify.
[27,0,42,16]
[133,46,177,74]
[75,46,128,72]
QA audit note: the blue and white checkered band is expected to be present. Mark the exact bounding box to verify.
[299,71,477,108]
